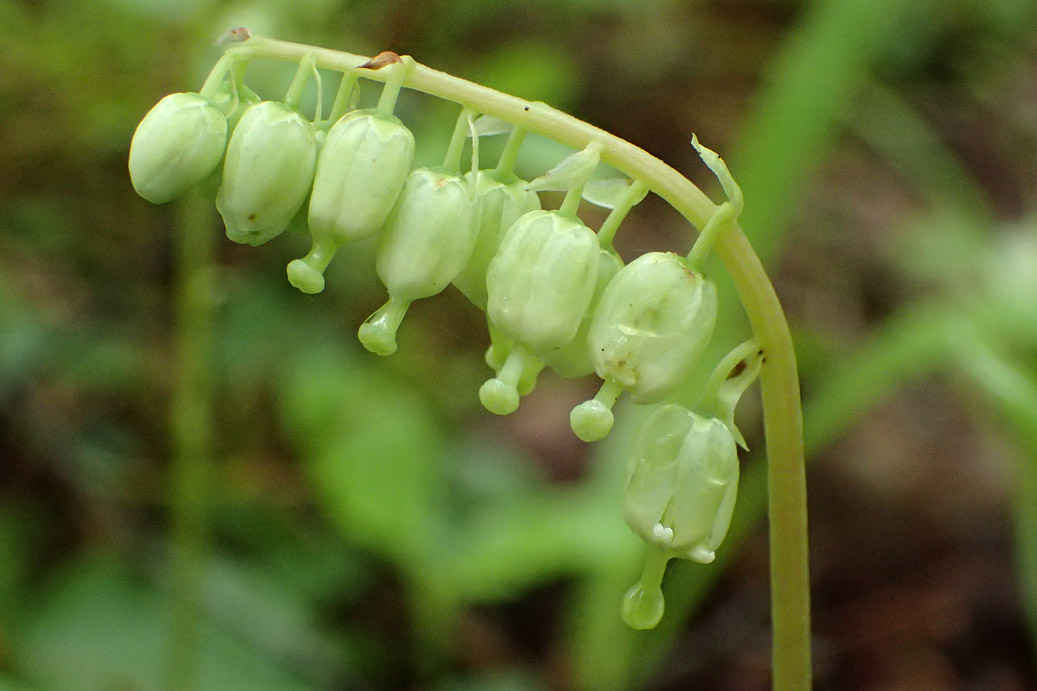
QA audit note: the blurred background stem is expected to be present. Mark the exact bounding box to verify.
[167,193,217,691]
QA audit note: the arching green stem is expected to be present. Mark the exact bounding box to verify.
[218,34,811,690]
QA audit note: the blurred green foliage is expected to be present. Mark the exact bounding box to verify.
[2,0,1037,689]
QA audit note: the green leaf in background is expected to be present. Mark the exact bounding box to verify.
[12,553,311,691]
[278,346,449,561]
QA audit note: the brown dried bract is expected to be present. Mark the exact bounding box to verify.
[216,27,252,45]
[358,51,402,70]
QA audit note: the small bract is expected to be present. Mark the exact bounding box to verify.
[129,92,228,204]
[216,101,317,246]
[623,404,739,564]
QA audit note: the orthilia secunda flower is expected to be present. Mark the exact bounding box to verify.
[216,100,317,246]
[452,121,542,310]
[569,251,718,441]
[538,178,648,378]
[357,110,481,356]
[216,54,323,246]
[128,92,228,204]
[620,343,762,631]
[570,135,744,442]
[287,53,416,295]
[479,143,603,415]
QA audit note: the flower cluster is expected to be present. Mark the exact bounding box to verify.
[128,39,761,630]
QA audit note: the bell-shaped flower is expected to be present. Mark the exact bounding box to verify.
[623,404,739,564]
[357,167,479,355]
[128,92,228,204]
[570,251,717,442]
[287,109,415,294]
[216,101,317,246]
[618,397,747,631]
[480,209,600,414]
[452,170,541,310]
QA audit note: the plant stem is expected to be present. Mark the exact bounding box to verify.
[225,35,811,689]
[597,179,648,250]
[559,182,585,217]
[167,192,217,691]
[375,56,412,115]
[496,126,527,176]
[283,53,315,109]
[442,107,473,173]
[199,53,236,101]
[328,70,359,124]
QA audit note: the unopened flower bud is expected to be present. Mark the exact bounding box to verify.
[570,252,716,442]
[216,101,317,246]
[487,210,599,354]
[309,111,413,239]
[288,110,415,294]
[128,93,227,204]
[452,170,541,309]
[540,248,623,378]
[358,168,478,355]
[479,209,600,414]
[589,252,717,402]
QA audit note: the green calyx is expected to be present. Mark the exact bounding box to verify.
[217,101,317,246]
[128,92,228,204]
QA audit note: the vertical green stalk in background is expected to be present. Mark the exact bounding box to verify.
[953,335,1037,654]
[166,193,217,691]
